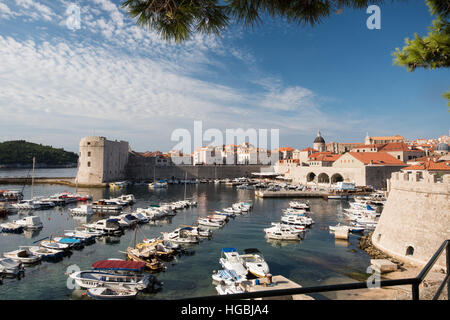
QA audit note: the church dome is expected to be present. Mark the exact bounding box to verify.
[314,131,325,144]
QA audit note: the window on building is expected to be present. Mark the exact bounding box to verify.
[88,151,91,157]
[87,162,91,167]
[87,142,91,145]
[397,155,401,160]
[406,246,414,256]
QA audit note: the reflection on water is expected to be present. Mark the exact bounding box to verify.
[0,175,372,300]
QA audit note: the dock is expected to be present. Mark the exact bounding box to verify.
[241,275,314,300]
[255,190,328,198]
[0,177,107,188]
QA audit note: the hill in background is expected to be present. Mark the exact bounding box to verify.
[0,140,78,167]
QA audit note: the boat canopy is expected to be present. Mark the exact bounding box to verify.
[221,248,237,253]
[243,248,261,254]
[92,260,146,272]
[58,238,81,244]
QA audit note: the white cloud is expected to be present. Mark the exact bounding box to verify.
[15,0,56,21]
[0,2,14,19]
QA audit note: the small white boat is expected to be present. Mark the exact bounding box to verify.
[281,215,313,226]
[240,248,270,278]
[39,240,71,252]
[197,218,224,228]
[87,287,138,300]
[69,271,150,291]
[212,269,246,285]
[69,205,94,216]
[219,248,248,278]
[3,248,41,264]
[161,229,200,244]
[14,216,43,230]
[289,201,310,210]
[84,218,122,235]
[0,222,24,233]
[0,258,24,276]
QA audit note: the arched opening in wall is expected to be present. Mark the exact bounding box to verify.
[318,173,330,183]
[307,172,316,182]
[406,246,414,256]
[331,173,344,183]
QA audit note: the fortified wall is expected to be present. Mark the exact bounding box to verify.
[371,171,450,269]
[75,137,267,185]
[125,152,265,181]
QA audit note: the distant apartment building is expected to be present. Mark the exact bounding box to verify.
[364,134,404,145]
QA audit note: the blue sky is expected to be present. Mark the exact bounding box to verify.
[0,0,448,153]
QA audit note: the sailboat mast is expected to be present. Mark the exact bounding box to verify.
[184,172,187,200]
[31,157,35,199]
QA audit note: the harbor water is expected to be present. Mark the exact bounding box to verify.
[0,168,372,300]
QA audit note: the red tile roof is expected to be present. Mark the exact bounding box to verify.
[309,152,341,162]
[348,152,406,166]
[402,160,450,171]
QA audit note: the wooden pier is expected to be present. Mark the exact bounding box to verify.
[241,275,314,300]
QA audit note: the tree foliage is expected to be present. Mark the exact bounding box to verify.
[0,140,78,166]
[121,0,385,43]
[393,0,450,107]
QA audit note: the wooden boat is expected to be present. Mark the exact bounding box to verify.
[27,246,63,261]
[87,287,138,300]
[126,247,166,272]
[69,270,151,291]
[136,240,175,260]
[3,248,41,264]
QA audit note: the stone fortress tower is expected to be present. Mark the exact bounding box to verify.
[372,171,450,269]
[313,130,326,152]
[75,136,129,186]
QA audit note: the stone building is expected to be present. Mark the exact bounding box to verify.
[75,136,129,185]
[372,171,450,269]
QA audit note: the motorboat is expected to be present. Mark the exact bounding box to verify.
[240,248,270,278]
[91,200,123,213]
[161,229,200,244]
[197,218,224,228]
[212,269,246,286]
[116,214,139,228]
[136,240,176,261]
[63,230,97,244]
[219,248,248,278]
[214,211,236,218]
[264,224,303,240]
[115,194,136,205]
[206,214,228,223]
[69,270,151,291]
[0,258,24,276]
[289,201,310,210]
[75,227,104,237]
[3,248,41,264]
[0,222,24,233]
[69,205,94,216]
[14,216,43,230]
[130,211,150,224]
[269,222,305,233]
[87,287,138,300]
[170,226,211,239]
[10,200,38,210]
[84,218,122,235]
[148,181,168,188]
[281,215,313,226]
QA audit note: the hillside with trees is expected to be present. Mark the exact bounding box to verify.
[0,140,78,167]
